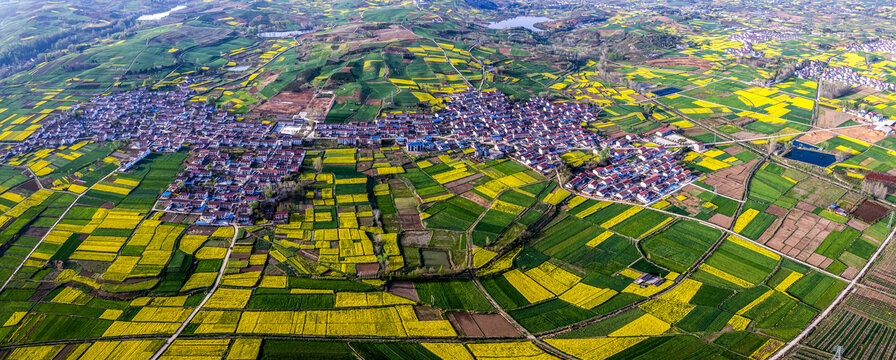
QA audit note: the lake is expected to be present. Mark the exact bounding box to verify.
[487,16,554,32]
[137,5,186,21]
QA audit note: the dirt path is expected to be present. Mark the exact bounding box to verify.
[471,277,574,359]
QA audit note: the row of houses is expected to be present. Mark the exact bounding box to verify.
[313,112,441,145]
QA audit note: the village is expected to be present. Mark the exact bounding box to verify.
[1,83,708,223]
[795,60,896,92]
[434,90,696,204]
[0,81,310,225]
[726,29,800,57]
[848,39,896,54]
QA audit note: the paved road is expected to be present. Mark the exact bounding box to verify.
[149,224,240,360]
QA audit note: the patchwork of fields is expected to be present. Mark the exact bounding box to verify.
[2,0,896,359]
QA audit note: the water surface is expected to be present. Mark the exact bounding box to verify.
[487,16,554,32]
[138,5,186,21]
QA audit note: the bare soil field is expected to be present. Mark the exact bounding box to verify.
[701,159,756,198]
[834,126,888,146]
[708,213,733,228]
[448,312,520,338]
[444,173,484,193]
[373,25,417,41]
[388,281,419,302]
[816,109,854,128]
[852,200,888,224]
[763,209,843,268]
[797,130,836,146]
[461,191,491,207]
[254,90,316,114]
[399,215,424,230]
[400,231,431,247]
[356,263,380,276]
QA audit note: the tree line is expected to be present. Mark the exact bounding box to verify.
[0,19,136,79]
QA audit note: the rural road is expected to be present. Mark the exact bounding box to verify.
[149,223,240,360]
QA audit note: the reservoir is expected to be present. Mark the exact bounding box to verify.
[137,5,186,21]
[487,16,554,32]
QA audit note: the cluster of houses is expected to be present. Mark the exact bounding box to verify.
[1,82,316,225]
[430,91,697,203]
[849,109,896,135]
[436,90,601,173]
[795,60,896,92]
[729,30,800,44]
[7,78,712,222]
[847,40,896,54]
[0,84,283,160]
[725,43,764,58]
[725,30,800,58]
[161,147,306,224]
[564,146,696,204]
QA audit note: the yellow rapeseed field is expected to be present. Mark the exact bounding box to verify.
[608,313,671,337]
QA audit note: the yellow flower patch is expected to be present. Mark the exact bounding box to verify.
[472,248,498,268]
[601,206,642,229]
[586,231,614,247]
[774,271,803,293]
[727,236,780,260]
[698,264,753,288]
[421,343,474,360]
[608,313,671,337]
[503,269,554,303]
[733,209,759,233]
[525,262,581,295]
[558,283,617,309]
[334,292,415,307]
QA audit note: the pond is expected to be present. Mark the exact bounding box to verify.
[487,16,554,32]
[421,249,451,268]
[137,5,186,21]
[786,148,837,167]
